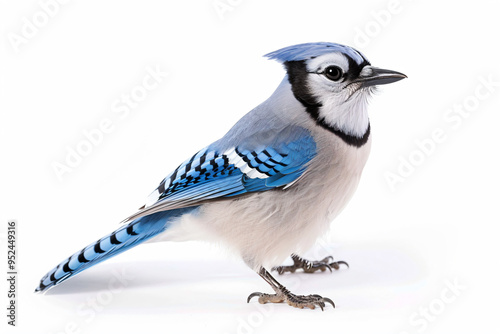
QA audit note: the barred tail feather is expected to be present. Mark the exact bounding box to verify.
[35,208,196,293]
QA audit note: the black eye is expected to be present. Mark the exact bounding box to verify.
[324,66,343,81]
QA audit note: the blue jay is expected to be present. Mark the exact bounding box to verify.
[36,42,406,310]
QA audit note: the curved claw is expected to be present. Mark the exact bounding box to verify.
[247,292,262,303]
[322,297,335,308]
[336,260,349,269]
[310,294,334,310]
[324,264,333,273]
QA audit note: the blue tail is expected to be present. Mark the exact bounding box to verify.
[35,207,196,293]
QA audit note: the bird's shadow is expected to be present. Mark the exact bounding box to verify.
[43,245,424,296]
[44,259,246,296]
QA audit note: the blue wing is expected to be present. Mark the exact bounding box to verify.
[125,127,317,222]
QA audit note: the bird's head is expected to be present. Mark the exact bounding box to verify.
[265,42,406,146]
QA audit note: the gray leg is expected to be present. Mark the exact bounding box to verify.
[247,267,335,310]
[273,254,349,274]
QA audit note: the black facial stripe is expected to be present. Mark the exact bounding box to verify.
[285,60,321,108]
[345,54,370,81]
[284,60,370,148]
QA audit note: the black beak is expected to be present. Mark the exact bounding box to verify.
[356,66,407,87]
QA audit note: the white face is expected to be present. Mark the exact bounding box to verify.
[304,52,373,138]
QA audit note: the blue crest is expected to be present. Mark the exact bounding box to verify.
[264,42,367,65]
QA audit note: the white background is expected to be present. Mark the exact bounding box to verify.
[1,0,499,333]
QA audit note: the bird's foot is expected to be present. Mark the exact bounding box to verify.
[249,267,336,310]
[247,289,334,310]
[273,255,349,274]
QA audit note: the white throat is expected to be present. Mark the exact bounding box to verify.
[318,90,370,138]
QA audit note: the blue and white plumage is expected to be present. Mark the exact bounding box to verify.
[36,42,405,309]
